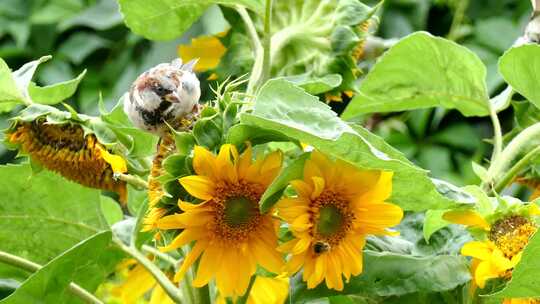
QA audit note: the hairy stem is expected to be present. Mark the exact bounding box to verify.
[447,0,469,41]
[114,173,148,189]
[114,239,183,303]
[247,0,273,95]
[141,245,179,266]
[0,251,103,304]
[488,103,503,166]
[485,122,540,190]
[237,6,262,56]
[493,146,540,194]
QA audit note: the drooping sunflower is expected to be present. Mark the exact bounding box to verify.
[277,151,403,291]
[8,120,128,202]
[156,144,284,297]
[444,205,539,302]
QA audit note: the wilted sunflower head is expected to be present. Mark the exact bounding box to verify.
[5,105,128,203]
[155,144,284,297]
[277,151,402,291]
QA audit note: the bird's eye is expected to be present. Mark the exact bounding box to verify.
[153,84,169,96]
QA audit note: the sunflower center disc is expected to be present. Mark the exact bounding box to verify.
[317,205,344,237]
[224,196,257,227]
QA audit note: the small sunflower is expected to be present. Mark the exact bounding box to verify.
[444,205,539,301]
[8,120,127,202]
[277,152,403,291]
[156,144,284,297]
[215,275,289,304]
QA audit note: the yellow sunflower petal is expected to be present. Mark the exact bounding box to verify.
[216,144,239,183]
[174,241,207,282]
[179,175,215,200]
[290,180,313,198]
[475,260,500,289]
[193,243,223,287]
[149,283,175,304]
[310,176,325,200]
[355,202,403,234]
[97,145,127,173]
[158,228,206,252]
[528,203,540,216]
[248,276,289,304]
[443,210,491,230]
[192,145,219,180]
[178,35,226,72]
[461,241,494,261]
[116,264,156,304]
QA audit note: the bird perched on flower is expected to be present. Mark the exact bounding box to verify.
[124,58,201,135]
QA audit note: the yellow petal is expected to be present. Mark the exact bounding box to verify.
[149,283,175,304]
[248,276,289,304]
[290,180,313,198]
[310,176,325,200]
[474,260,499,289]
[193,243,223,287]
[528,203,540,216]
[179,175,215,200]
[252,238,284,273]
[97,145,127,173]
[174,241,207,282]
[461,241,494,261]
[158,228,205,252]
[117,264,156,304]
[443,210,490,230]
[355,202,403,234]
[357,171,393,203]
[192,145,219,180]
[178,35,226,72]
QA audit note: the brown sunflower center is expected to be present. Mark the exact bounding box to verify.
[212,181,264,242]
[489,215,537,258]
[311,191,355,247]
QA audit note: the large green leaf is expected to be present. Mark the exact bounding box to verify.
[290,251,470,303]
[0,164,108,264]
[0,231,124,304]
[342,32,490,119]
[499,44,540,110]
[242,79,459,211]
[27,70,86,105]
[117,0,263,41]
[488,231,540,299]
[0,58,24,104]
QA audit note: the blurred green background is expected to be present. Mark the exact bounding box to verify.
[0,0,532,186]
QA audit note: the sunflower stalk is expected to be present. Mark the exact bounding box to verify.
[493,146,540,194]
[114,172,148,189]
[485,122,540,192]
[0,250,104,304]
[114,239,183,303]
[246,0,273,95]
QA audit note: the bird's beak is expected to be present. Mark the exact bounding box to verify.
[181,58,199,72]
[164,91,181,103]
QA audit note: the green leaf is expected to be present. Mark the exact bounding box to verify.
[0,231,124,304]
[423,209,450,242]
[58,33,110,64]
[12,56,52,101]
[27,70,86,105]
[342,32,490,119]
[100,196,123,227]
[0,58,24,104]
[118,0,262,41]
[226,123,292,147]
[291,251,471,303]
[242,79,461,211]
[488,230,540,299]
[259,153,310,213]
[59,0,123,31]
[513,100,540,130]
[499,44,540,110]
[0,164,107,264]
[280,74,342,95]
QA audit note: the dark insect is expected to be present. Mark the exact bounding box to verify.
[313,241,331,254]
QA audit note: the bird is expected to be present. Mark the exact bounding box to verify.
[124,58,201,135]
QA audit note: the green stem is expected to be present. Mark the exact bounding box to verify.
[493,146,540,194]
[0,251,103,304]
[447,0,469,41]
[485,122,540,189]
[488,103,503,166]
[247,0,273,95]
[114,173,148,189]
[114,239,183,303]
[193,283,211,304]
[236,6,262,56]
[141,245,179,266]
[235,276,256,304]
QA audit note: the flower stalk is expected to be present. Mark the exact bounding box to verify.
[0,250,104,304]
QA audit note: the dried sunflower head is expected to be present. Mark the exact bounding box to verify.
[5,104,129,203]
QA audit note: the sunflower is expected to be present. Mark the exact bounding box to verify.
[156,144,284,297]
[215,275,289,304]
[111,259,174,304]
[444,206,539,301]
[8,120,128,202]
[276,151,403,291]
